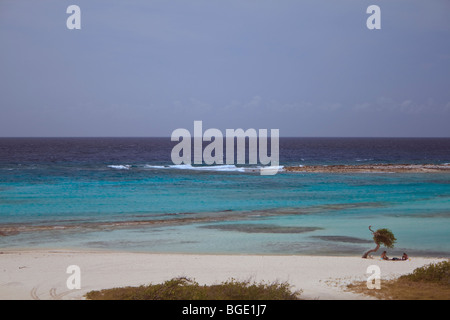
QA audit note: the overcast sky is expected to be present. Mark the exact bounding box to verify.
[1,0,449,137]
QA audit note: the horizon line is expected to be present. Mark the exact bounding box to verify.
[1,136,450,139]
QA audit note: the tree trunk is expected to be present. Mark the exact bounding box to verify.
[362,243,380,259]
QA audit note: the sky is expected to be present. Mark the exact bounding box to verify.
[1,0,449,137]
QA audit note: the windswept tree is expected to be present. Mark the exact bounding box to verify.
[362,226,397,259]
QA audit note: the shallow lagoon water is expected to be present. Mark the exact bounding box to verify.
[0,138,449,257]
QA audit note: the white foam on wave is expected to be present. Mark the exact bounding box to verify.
[145,164,246,172]
[143,165,167,169]
[144,164,284,173]
[107,165,131,170]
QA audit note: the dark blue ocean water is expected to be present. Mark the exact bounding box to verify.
[0,138,449,257]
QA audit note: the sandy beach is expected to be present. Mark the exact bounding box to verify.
[0,249,445,300]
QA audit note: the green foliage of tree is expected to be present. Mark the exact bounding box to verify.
[362,226,397,259]
[373,228,397,248]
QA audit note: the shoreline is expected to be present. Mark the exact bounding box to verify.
[284,163,450,173]
[0,248,446,300]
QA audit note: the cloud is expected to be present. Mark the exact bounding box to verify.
[224,96,263,111]
[243,96,262,109]
[318,102,342,112]
[353,97,450,115]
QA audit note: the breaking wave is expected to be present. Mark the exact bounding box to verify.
[107,165,131,170]
[144,164,283,173]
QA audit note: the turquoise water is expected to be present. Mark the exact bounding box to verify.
[1,168,449,257]
[0,138,449,257]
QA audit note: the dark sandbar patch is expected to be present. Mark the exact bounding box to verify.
[199,223,323,234]
[385,211,450,219]
[315,202,387,211]
[310,235,373,244]
[0,203,388,238]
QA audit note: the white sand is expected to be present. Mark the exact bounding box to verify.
[0,249,446,300]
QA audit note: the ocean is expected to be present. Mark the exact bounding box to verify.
[0,137,449,257]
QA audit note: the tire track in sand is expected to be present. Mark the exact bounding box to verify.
[49,287,73,300]
[30,287,40,300]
